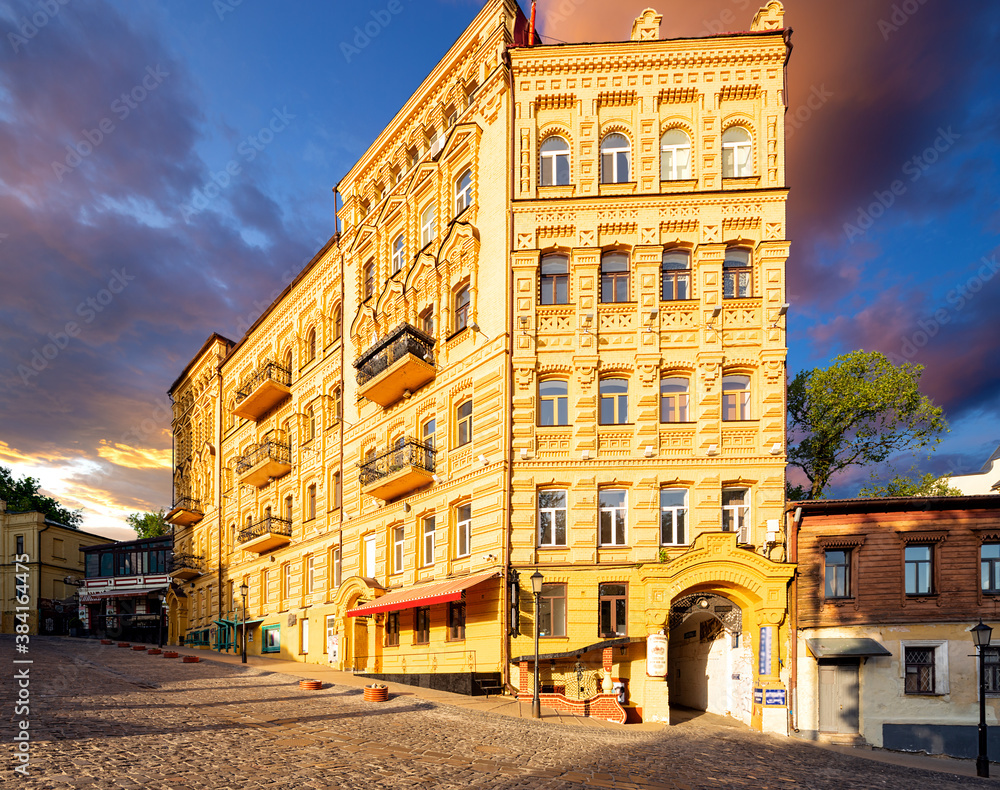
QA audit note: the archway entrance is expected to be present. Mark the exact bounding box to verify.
[667,592,753,724]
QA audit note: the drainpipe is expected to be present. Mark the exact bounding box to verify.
[785,502,802,733]
[37,519,50,634]
[216,361,224,649]
[334,183,345,658]
[502,38,515,694]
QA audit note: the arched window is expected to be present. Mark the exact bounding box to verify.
[455,169,473,214]
[539,379,569,426]
[330,386,341,426]
[363,260,375,300]
[722,375,751,421]
[455,399,473,446]
[306,405,316,440]
[283,348,293,378]
[600,252,629,303]
[660,377,690,423]
[539,254,569,305]
[540,136,570,186]
[306,328,316,363]
[660,129,692,181]
[661,250,691,300]
[722,126,753,178]
[420,204,436,247]
[332,304,342,341]
[599,378,629,425]
[454,284,471,332]
[600,133,630,184]
[392,233,405,273]
[723,248,752,298]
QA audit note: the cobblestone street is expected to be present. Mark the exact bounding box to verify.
[2,637,989,789]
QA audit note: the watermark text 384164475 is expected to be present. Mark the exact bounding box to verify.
[13,552,33,776]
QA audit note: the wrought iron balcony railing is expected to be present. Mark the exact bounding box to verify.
[235,439,292,475]
[359,438,436,487]
[236,361,292,403]
[171,496,202,513]
[239,515,292,545]
[168,553,204,573]
[354,324,435,387]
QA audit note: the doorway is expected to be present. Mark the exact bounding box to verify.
[818,660,860,734]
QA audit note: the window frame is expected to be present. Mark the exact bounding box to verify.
[599,583,628,638]
[600,251,630,303]
[454,284,471,333]
[982,543,1000,594]
[539,378,569,427]
[306,483,316,521]
[659,488,688,546]
[455,503,472,558]
[539,135,571,186]
[599,377,629,425]
[455,399,473,447]
[306,328,317,364]
[421,515,436,567]
[391,233,405,274]
[538,489,568,547]
[659,376,690,423]
[262,624,280,653]
[447,600,466,641]
[661,249,691,301]
[722,126,754,178]
[600,132,631,184]
[905,544,934,596]
[660,128,692,181]
[539,582,567,637]
[539,253,570,305]
[722,374,751,421]
[363,260,375,301]
[384,611,400,647]
[364,534,377,580]
[420,204,436,248]
[599,489,627,546]
[413,606,430,644]
[985,646,1000,696]
[902,641,949,695]
[723,248,753,299]
[392,526,404,575]
[455,169,473,214]
[722,487,750,535]
[824,548,852,599]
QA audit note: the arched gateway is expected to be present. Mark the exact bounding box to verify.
[638,532,794,733]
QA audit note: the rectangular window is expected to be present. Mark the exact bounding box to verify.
[539,583,567,637]
[985,647,1000,695]
[392,526,404,574]
[824,549,851,598]
[306,556,316,594]
[599,583,627,637]
[333,547,342,588]
[423,418,436,450]
[904,646,935,693]
[456,400,472,446]
[414,606,430,644]
[333,472,342,510]
[722,489,749,536]
[422,516,436,567]
[599,489,627,546]
[52,538,64,558]
[448,600,466,641]
[284,495,293,522]
[983,544,1000,593]
[660,377,689,423]
[385,611,400,647]
[905,545,933,595]
[281,563,291,600]
[300,618,309,655]
[599,379,629,425]
[539,380,569,426]
[262,624,280,653]
[659,489,687,545]
[420,306,434,337]
[456,504,472,558]
[307,484,317,521]
[16,535,24,556]
[538,490,568,547]
[364,534,377,579]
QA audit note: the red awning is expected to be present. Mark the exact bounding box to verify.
[346,571,499,617]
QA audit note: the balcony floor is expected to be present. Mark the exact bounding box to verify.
[240,459,292,488]
[232,380,291,421]
[362,465,434,501]
[238,532,291,554]
[359,355,435,408]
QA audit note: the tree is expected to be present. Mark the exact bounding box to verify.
[126,509,170,539]
[0,465,82,526]
[786,351,948,500]
[859,472,963,498]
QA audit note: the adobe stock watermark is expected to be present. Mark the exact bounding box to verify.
[233,263,301,337]
[698,0,754,37]
[786,84,833,140]
[890,253,999,362]
[878,0,931,42]
[50,65,170,182]
[842,126,960,243]
[212,0,244,22]
[16,268,135,386]
[341,0,408,63]
[7,0,73,53]
[179,107,295,220]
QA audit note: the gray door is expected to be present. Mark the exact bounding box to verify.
[818,661,859,734]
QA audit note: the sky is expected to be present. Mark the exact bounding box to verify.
[0,0,997,541]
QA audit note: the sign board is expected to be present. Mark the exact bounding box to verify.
[753,687,763,705]
[764,688,787,707]
[758,626,773,676]
[646,633,668,677]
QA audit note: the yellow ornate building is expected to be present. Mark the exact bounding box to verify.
[167,1,794,730]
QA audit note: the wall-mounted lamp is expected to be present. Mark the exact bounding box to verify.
[470,322,491,340]
[770,442,783,455]
[706,444,720,456]
[581,314,594,334]
[478,454,488,467]
[520,448,529,461]
[771,302,791,328]
[432,473,443,484]
[581,449,590,460]
[643,446,655,458]
[518,316,530,335]
[403,502,411,513]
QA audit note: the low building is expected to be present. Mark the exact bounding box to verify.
[0,499,106,635]
[80,535,173,644]
[948,444,1000,495]
[790,495,1000,758]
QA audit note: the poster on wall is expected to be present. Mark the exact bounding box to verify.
[646,633,668,677]
[758,626,773,676]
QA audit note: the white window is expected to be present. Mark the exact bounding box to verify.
[392,233,405,273]
[301,618,309,655]
[599,489,627,546]
[422,417,436,450]
[600,133,630,184]
[660,377,690,423]
[722,126,753,178]
[420,204,436,247]
[364,534,376,579]
[900,640,950,695]
[723,248,752,298]
[333,547,342,588]
[306,556,315,593]
[422,516,436,567]
[392,526,404,574]
[539,583,567,637]
[540,136,570,186]
[722,488,750,541]
[660,129,692,180]
[454,285,471,332]
[456,503,472,558]
[660,489,688,545]
[538,490,568,547]
[455,169,473,214]
[722,374,751,421]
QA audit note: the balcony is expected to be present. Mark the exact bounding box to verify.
[237,515,292,554]
[355,324,435,408]
[360,438,436,501]
[232,361,292,421]
[165,497,203,527]
[236,439,292,488]
[168,552,204,581]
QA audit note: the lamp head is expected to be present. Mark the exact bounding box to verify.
[972,620,992,648]
[530,569,544,595]
[239,583,248,597]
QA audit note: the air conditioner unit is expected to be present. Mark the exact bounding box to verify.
[738,523,752,545]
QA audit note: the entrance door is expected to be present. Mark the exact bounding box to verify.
[326,616,338,665]
[818,661,859,734]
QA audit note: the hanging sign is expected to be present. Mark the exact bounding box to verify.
[646,632,668,677]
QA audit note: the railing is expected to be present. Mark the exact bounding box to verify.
[235,439,291,474]
[354,324,435,387]
[239,515,292,545]
[359,439,435,487]
[171,496,202,513]
[235,361,292,403]
[168,553,204,573]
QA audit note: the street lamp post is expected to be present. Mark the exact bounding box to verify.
[157,595,166,648]
[973,621,993,778]
[239,582,249,664]
[530,570,544,719]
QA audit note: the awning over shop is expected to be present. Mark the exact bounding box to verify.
[346,571,499,617]
[236,617,265,628]
[512,636,644,664]
[80,586,168,602]
[806,637,891,659]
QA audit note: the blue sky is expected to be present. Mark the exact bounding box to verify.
[0,0,997,538]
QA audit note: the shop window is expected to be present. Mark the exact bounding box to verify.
[448,600,466,641]
[262,624,280,653]
[414,607,430,644]
[385,612,400,647]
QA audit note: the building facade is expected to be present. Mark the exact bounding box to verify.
[167,0,794,728]
[791,495,1000,757]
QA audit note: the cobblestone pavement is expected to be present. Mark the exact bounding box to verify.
[2,637,989,789]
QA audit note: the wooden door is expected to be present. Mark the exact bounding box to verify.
[818,661,859,734]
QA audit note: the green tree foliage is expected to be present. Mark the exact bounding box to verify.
[0,465,83,526]
[786,351,948,500]
[126,509,169,539]
[859,471,963,498]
